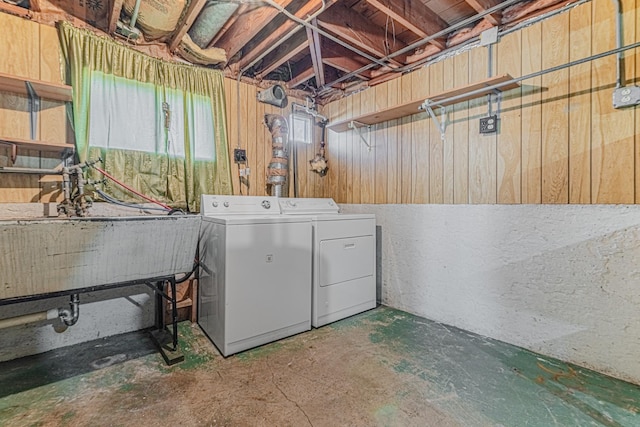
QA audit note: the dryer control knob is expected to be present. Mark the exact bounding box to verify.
[223,201,229,207]
[212,201,218,207]
[262,200,271,209]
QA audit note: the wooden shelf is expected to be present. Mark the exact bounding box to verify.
[0,136,74,152]
[327,74,520,132]
[0,72,72,102]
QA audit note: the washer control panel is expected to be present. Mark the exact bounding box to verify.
[201,195,280,215]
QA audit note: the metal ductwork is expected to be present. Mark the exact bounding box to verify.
[188,0,239,48]
[264,114,289,197]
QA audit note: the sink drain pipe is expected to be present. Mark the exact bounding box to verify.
[0,294,80,330]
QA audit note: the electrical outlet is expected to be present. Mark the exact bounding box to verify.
[613,86,640,109]
[240,168,250,177]
[479,115,498,134]
[233,148,247,164]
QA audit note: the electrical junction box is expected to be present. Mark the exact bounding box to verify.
[233,148,247,164]
[613,86,640,109]
[479,115,498,134]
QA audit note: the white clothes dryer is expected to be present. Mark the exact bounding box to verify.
[279,198,376,327]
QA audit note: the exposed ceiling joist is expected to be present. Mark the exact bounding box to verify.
[288,56,315,88]
[316,2,408,67]
[363,0,448,50]
[463,0,502,26]
[322,40,373,80]
[255,30,309,80]
[215,0,295,60]
[207,4,249,48]
[306,20,325,87]
[168,0,209,51]
[236,0,330,71]
[108,0,124,34]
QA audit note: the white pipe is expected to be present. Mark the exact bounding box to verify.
[0,309,58,330]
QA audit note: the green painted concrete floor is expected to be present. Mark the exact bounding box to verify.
[1,307,639,426]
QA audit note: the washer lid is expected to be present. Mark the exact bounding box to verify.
[279,198,340,214]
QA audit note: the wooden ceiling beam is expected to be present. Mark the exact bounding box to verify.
[288,56,315,88]
[363,0,448,50]
[108,0,125,34]
[215,0,295,61]
[168,0,208,51]
[321,40,373,80]
[462,0,502,26]
[236,0,332,71]
[207,4,249,48]
[306,19,325,87]
[316,2,408,66]
[255,30,309,80]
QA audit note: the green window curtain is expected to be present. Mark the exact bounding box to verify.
[57,21,232,212]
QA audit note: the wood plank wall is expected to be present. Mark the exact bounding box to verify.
[0,12,300,202]
[0,12,67,203]
[313,0,640,204]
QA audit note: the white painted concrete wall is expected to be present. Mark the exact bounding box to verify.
[0,286,154,362]
[342,204,640,385]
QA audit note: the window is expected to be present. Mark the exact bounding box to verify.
[290,113,313,144]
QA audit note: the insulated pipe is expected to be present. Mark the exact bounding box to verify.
[611,0,624,88]
[265,114,289,197]
[0,310,59,330]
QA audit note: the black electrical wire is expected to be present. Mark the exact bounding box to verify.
[95,189,170,213]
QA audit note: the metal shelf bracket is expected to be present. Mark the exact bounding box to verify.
[348,120,372,151]
[421,100,447,141]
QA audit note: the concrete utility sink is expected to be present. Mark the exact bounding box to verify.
[0,215,202,301]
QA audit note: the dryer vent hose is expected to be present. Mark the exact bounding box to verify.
[264,114,289,197]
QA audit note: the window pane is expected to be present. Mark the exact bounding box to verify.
[88,72,160,153]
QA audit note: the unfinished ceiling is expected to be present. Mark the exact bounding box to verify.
[2,0,578,98]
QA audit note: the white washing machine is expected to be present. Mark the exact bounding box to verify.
[279,198,376,327]
[198,195,312,356]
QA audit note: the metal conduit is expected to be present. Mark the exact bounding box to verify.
[611,0,624,88]
[421,41,640,110]
[317,0,524,93]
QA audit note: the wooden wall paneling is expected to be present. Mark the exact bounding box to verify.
[39,24,66,202]
[636,0,640,203]
[238,83,252,196]
[224,78,240,195]
[496,31,522,204]
[591,0,634,203]
[429,60,444,203]
[345,95,354,203]
[468,46,496,203]
[256,98,266,196]
[520,22,543,203]
[453,52,470,204]
[386,78,400,204]
[442,57,455,204]
[411,66,430,203]
[325,101,340,200]
[568,2,592,203]
[359,87,376,203]
[0,13,40,203]
[350,92,362,204]
[337,97,348,203]
[374,83,388,204]
[400,73,413,203]
[541,13,570,203]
